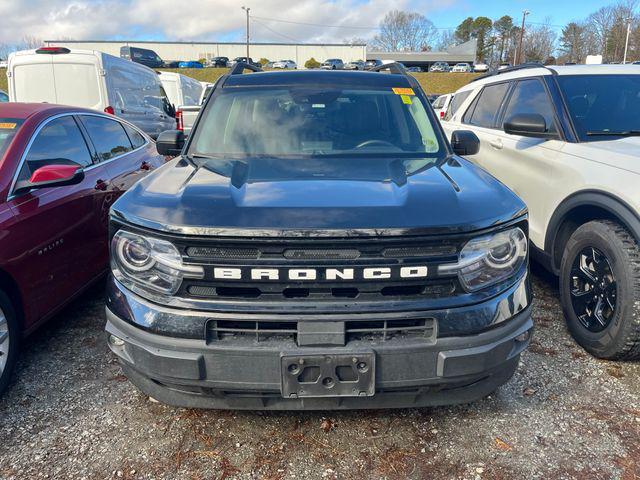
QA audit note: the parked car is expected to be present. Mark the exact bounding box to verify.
[0,59,7,68]
[432,93,453,120]
[364,59,384,70]
[120,46,164,69]
[8,47,175,139]
[473,63,489,73]
[498,63,512,70]
[162,60,180,68]
[426,94,440,103]
[208,57,229,68]
[429,62,451,72]
[272,60,297,69]
[178,61,203,69]
[406,66,423,72]
[159,72,204,108]
[321,59,344,70]
[0,90,8,102]
[105,67,532,410]
[0,102,165,396]
[228,57,261,68]
[344,60,365,70]
[441,64,640,359]
[452,63,472,73]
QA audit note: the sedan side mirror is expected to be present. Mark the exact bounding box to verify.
[504,113,555,138]
[450,130,480,156]
[156,130,185,156]
[14,163,84,195]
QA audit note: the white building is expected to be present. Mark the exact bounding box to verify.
[43,40,367,66]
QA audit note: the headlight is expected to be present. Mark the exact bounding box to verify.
[439,227,527,291]
[111,230,203,296]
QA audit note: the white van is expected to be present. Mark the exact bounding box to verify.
[159,72,203,109]
[7,47,175,138]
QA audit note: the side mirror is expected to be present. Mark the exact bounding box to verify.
[504,113,555,138]
[450,130,480,156]
[14,164,84,195]
[156,130,184,156]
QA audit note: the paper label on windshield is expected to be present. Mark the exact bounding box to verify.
[0,123,17,129]
[400,95,412,104]
[392,87,415,96]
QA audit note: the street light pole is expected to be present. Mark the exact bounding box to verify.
[241,6,250,59]
[623,17,632,64]
[516,10,530,65]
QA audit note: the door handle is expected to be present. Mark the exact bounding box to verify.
[95,179,108,191]
[490,139,503,149]
[140,161,151,171]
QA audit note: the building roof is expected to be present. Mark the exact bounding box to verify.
[45,40,366,47]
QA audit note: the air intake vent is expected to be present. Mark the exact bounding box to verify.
[382,246,456,258]
[186,246,260,259]
[283,249,361,260]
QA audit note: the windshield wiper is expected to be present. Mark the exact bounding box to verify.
[586,130,640,136]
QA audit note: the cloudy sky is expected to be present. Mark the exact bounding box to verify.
[0,0,615,45]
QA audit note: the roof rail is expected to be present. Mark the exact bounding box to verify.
[470,62,555,83]
[229,62,262,75]
[369,62,408,76]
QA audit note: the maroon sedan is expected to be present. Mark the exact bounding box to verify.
[0,103,165,394]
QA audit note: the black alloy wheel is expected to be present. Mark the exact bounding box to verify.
[569,246,617,332]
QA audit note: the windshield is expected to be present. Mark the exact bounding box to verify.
[190,87,443,164]
[557,74,640,141]
[0,118,24,159]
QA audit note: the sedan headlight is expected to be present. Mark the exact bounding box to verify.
[439,227,527,291]
[111,230,203,296]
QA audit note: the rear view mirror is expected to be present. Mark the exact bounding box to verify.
[450,130,480,156]
[504,113,555,138]
[14,164,84,195]
[156,130,184,156]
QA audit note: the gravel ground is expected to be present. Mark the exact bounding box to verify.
[1,267,639,480]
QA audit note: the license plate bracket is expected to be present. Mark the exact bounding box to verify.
[280,352,375,398]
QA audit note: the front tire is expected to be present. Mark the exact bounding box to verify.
[560,220,640,360]
[0,291,19,396]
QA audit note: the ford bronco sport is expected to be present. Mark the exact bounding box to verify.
[105,63,533,410]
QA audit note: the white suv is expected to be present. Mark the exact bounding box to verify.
[442,64,640,360]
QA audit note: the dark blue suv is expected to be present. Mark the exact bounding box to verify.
[105,64,532,410]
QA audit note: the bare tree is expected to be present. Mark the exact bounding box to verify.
[371,10,438,51]
[435,30,456,51]
[522,22,557,63]
[587,6,616,59]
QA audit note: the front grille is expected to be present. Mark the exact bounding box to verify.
[178,235,464,303]
[206,317,436,344]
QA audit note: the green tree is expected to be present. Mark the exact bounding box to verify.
[493,16,514,63]
[560,22,587,63]
[304,57,321,69]
[455,17,475,43]
[473,16,493,61]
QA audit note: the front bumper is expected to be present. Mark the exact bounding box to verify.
[105,278,533,410]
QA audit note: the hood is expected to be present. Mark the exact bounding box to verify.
[111,155,526,236]
[575,137,640,174]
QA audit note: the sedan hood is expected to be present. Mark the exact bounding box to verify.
[112,156,526,236]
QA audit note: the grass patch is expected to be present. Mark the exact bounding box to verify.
[0,67,478,100]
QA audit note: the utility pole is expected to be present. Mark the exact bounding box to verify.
[241,6,250,59]
[516,10,530,65]
[623,17,632,64]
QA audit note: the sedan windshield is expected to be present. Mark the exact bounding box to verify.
[0,118,24,159]
[190,87,443,163]
[557,74,640,141]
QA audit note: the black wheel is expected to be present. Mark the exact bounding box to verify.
[560,220,640,359]
[0,290,19,396]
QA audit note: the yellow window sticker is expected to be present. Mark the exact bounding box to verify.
[400,95,412,105]
[392,87,415,96]
[0,123,17,129]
